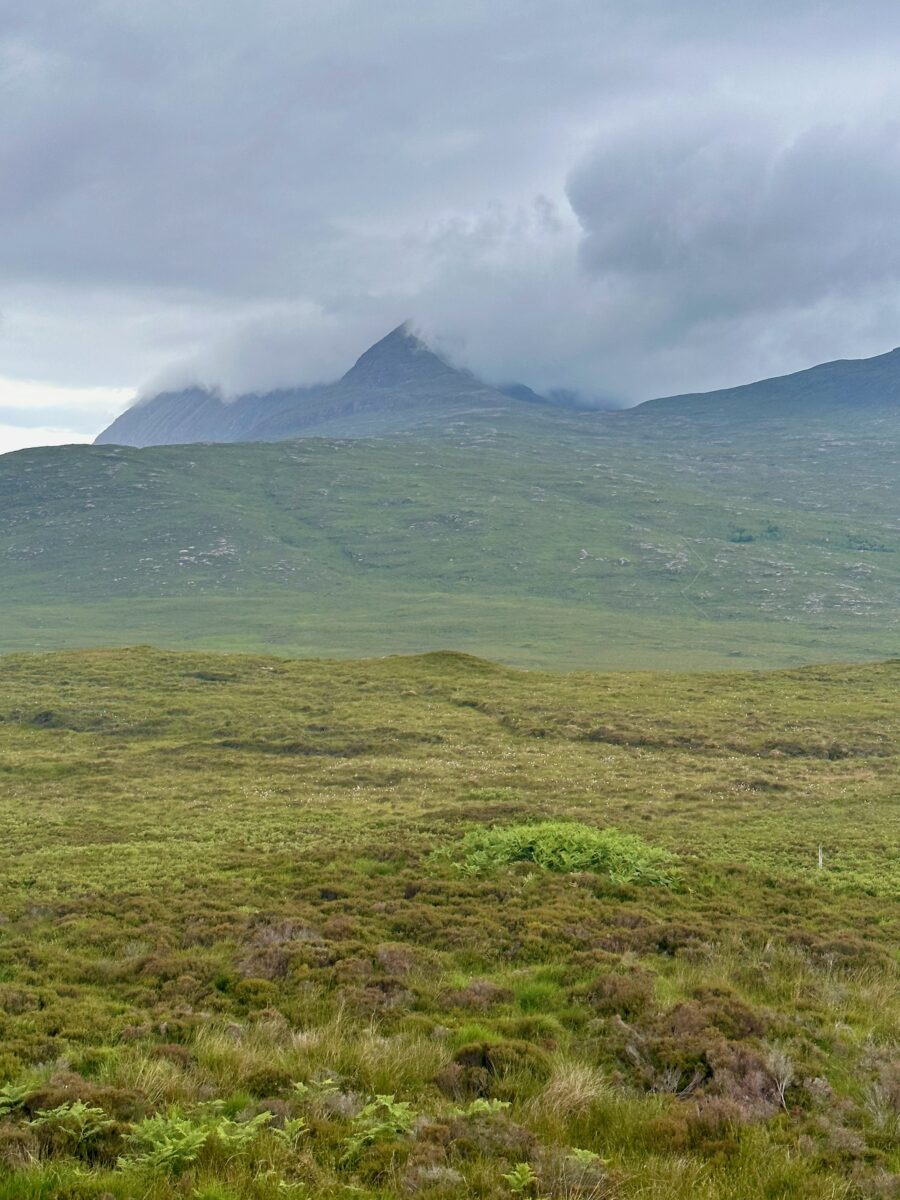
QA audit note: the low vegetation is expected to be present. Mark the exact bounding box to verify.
[450,822,674,885]
[0,647,896,1198]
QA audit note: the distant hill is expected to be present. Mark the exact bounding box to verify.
[96,324,531,447]
[5,384,898,668]
[635,346,900,420]
[6,332,899,669]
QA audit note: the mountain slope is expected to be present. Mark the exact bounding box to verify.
[96,325,523,447]
[635,346,900,420]
[6,393,899,668]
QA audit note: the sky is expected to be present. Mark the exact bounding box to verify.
[4,0,900,451]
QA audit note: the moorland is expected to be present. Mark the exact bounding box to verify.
[0,647,896,1199]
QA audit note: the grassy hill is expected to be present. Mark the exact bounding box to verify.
[636,346,900,420]
[2,401,898,668]
[0,647,895,1198]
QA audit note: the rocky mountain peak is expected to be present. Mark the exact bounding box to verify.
[341,323,463,389]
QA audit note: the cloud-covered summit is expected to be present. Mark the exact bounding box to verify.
[4,0,900,449]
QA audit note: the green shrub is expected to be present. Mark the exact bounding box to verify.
[456,1098,511,1117]
[118,1109,210,1173]
[502,1161,538,1195]
[192,1186,243,1200]
[452,821,673,885]
[0,1080,34,1117]
[272,1116,310,1146]
[341,1094,414,1163]
[213,1110,272,1151]
[28,1100,116,1157]
[437,1040,552,1102]
[514,979,563,1014]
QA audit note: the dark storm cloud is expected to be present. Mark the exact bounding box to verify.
[3,0,900,438]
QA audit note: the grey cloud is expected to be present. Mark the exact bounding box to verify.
[3,0,900,426]
[0,1,631,296]
[570,113,900,320]
[559,106,900,394]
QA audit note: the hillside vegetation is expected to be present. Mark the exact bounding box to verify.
[0,648,896,1199]
[2,400,898,669]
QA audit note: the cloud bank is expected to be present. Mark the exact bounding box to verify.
[3,0,900,444]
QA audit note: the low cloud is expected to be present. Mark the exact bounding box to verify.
[3,0,900,439]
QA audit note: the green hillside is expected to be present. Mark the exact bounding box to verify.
[0,648,895,1199]
[2,402,897,668]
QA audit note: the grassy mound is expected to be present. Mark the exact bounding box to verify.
[454,821,674,884]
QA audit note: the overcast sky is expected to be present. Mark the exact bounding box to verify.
[3,0,900,451]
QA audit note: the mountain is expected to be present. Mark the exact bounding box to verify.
[498,383,622,411]
[496,382,550,405]
[99,329,900,451]
[4,334,898,669]
[635,346,900,420]
[96,324,528,447]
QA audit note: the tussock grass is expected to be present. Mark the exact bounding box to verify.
[530,1059,608,1123]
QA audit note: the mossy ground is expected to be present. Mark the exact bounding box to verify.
[0,648,896,1198]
